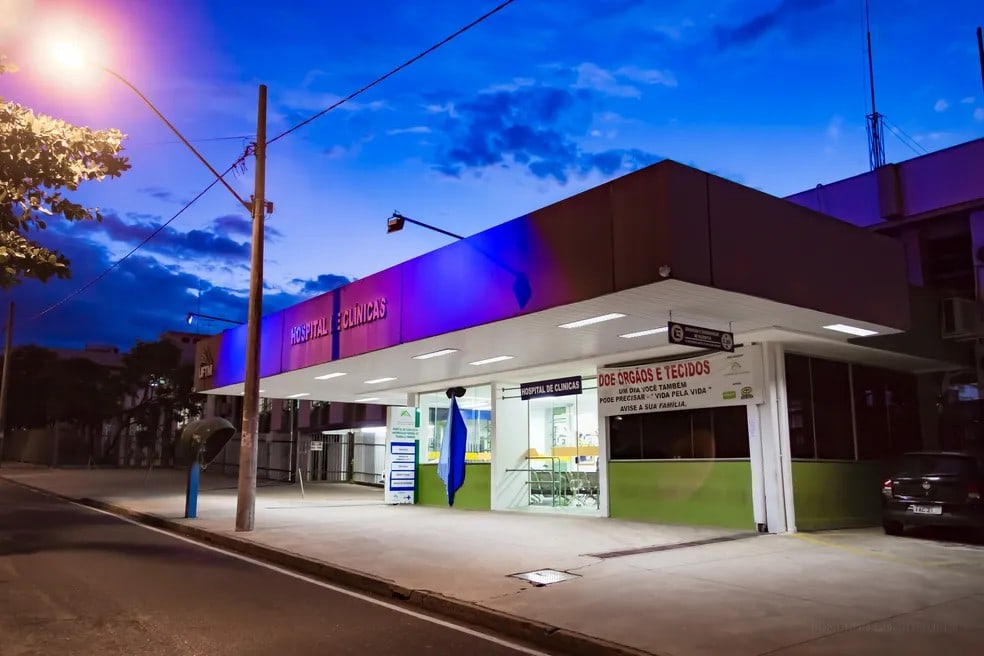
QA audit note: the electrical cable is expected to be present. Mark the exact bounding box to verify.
[26,156,248,324]
[882,117,928,155]
[266,0,517,146]
[23,0,518,325]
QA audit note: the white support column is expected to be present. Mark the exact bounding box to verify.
[746,403,767,530]
[754,342,797,533]
[596,379,611,518]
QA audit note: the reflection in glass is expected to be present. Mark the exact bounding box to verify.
[417,385,492,463]
[525,387,600,509]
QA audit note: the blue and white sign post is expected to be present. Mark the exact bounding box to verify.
[385,406,420,504]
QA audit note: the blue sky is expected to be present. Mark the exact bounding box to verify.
[2,0,982,349]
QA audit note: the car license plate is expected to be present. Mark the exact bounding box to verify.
[908,504,942,515]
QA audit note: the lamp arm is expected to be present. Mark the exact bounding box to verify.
[102,66,251,211]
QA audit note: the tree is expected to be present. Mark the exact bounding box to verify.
[0,55,131,288]
[1,345,59,429]
[46,356,123,461]
[103,339,204,464]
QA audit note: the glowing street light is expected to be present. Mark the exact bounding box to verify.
[42,31,269,532]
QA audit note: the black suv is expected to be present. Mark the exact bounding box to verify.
[881,451,983,536]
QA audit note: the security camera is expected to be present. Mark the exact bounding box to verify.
[658,264,672,278]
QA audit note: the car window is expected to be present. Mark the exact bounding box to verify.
[896,454,979,477]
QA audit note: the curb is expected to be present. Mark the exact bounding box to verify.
[2,476,661,656]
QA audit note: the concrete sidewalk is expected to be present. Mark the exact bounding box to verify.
[3,467,984,656]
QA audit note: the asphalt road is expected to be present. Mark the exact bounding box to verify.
[0,480,547,656]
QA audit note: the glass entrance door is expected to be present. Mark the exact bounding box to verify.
[525,387,599,510]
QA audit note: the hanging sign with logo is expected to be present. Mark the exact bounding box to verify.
[667,321,734,352]
[597,345,762,417]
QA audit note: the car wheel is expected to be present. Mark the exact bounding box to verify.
[883,520,904,536]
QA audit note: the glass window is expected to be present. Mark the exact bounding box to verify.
[609,414,643,459]
[784,354,816,458]
[418,385,492,463]
[713,406,751,458]
[853,364,889,460]
[811,358,855,460]
[642,410,693,459]
[609,406,749,460]
[885,370,920,457]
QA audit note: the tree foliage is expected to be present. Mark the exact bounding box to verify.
[1,337,204,464]
[0,55,131,288]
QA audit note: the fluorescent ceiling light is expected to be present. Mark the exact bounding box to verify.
[314,372,347,380]
[364,377,397,384]
[240,390,266,395]
[469,355,514,366]
[823,323,878,337]
[286,392,310,398]
[354,397,380,402]
[558,313,626,329]
[620,327,668,339]
[413,348,458,360]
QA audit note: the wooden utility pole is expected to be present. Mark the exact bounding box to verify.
[235,85,267,532]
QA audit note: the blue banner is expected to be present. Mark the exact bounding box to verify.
[437,396,468,506]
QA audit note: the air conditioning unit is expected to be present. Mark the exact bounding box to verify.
[941,297,982,340]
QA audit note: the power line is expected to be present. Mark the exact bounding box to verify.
[267,0,517,146]
[132,135,252,147]
[27,155,249,324]
[24,0,518,325]
[882,116,928,156]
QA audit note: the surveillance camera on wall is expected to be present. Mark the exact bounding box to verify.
[658,264,672,278]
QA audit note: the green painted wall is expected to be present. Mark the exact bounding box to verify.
[609,461,754,529]
[792,460,885,530]
[417,463,491,510]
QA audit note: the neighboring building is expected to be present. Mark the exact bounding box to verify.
[785,137,984,453]
[194,156,973,534]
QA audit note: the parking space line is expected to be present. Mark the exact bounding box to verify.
[788,533,968,569]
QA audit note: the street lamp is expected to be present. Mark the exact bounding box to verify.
[387,212,465,240]
[387,212,532,308]
[186,312,245,326]
[46,41,268,532]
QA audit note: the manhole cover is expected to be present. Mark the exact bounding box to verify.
[509,569,581,586]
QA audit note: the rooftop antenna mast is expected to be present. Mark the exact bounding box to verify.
[864,0,886,170]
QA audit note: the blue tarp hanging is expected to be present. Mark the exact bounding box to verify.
[437,396,468,506]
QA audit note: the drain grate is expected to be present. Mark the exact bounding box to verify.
[586,532,759,559]
[510,569,581,587]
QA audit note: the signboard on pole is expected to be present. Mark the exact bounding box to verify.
[385,406,420,504]
[520,375,583,401]
[668,321,734,352]
[597,345,762,417]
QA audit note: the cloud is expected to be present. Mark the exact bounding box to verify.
[572,63,677,97]
[424,102,457,118]
[290,274,351,295]
[714,0,833,50]
[961,97,975,104]
[6,226,344,350]
[615,66,678,88]
[138,186,191,205]
[825,115,844,141]
[210,214,284,240]
[574,63,642,98]
[74,213,251,262]
[934,98,949,112]
[386,126,433,136]
[430,84,662,184]
[975,108,984,122]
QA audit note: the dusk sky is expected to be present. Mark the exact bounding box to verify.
[2,0,982,350]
